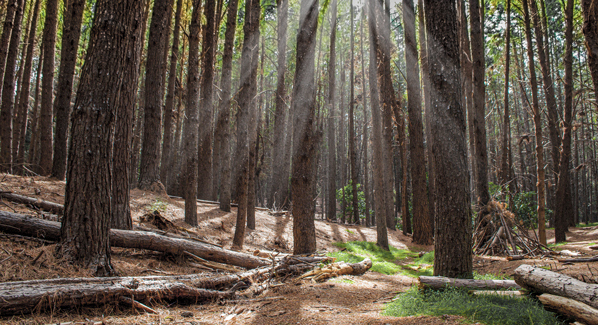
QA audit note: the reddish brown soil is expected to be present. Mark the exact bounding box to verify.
[1,173,596,324]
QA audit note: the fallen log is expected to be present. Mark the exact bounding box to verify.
[514,264,598,309]
[538,294,598,325]
[0,211,269,269]
[418,276,521,291]
[297,258,372,282]
[0,192,63,214]
[557,256,598,263]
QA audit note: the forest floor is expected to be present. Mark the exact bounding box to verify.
[0,173,597,324]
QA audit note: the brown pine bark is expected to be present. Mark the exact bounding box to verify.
[160,0,183,190]
[522,0,547,245]
[554,0,574,243]
[0,0,23,173]
[424,0,472,278]
[359,13,371,227]
[290,0,319,254]
[14,0,41,174]
[583,0,598,95]
[182,0,202,226]
[138,0,171,190]
[367,0,389,250]
[50,0,85,180]
[469,0,489,209]
[57,0,145,276]
[27,49,42,167]
[213,0,239,212]
[326,0,337,221]
[349,0,359,224]
[403,0,430,245]
[38,0,59,175]
[500,0,511,187]
[232,0,260,248]
[339,59,347,223]
[197,0,217,200]
[0,0,18,97]
[246,37,263,230]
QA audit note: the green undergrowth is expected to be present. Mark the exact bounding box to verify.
[384,287,566,325]
[326,241,433,276]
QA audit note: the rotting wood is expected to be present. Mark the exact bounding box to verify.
[514,264,598,309]
[0,192,63,214]
[297,257,372,282]
[538,293,598,325]
[418,276,521,290]
[0,211,269,269]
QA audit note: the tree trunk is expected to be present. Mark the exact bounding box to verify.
[213,0,239,212]
[424,0,472,278]
[522,0,547,245]
[160,0,183,190]
[50,0,85,180]
[232,0,260,248]
[38,0,59,175]
[0,0,18,100]
[583,0,598,96]
[367,0,389,250]
[14,0,41,174]
[269,0,289,210]
[359,13,371,227]
[290,0,319,254]
[418,276,521,291]
[403,0,430,245]
[500,0,511,187]
[0,0,23,173]
[27,49,42,167]
[326,0,337,222]
[138,0,171,190]
[182,0,202,226]
[514,264,598,309]
[247,38,263,230]
[197,0,216,200]
[339,62,347,224]
[57,0,145,276]
[554,0,574,243]
[349,0,359,225]
[538,294,598,325]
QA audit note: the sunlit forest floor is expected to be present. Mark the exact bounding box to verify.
[1,173,596,324]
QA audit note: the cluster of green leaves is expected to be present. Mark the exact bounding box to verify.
[148,199,168,213]
[384,287,566,325]
[336,181,370,220]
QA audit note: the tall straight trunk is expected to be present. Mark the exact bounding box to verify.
[339,63,347,223]
[349,0,359,224]
[197,0,216,199]
[403,0,430,244]
[160,0,183,190]
[368,0,389,250]
[424,0,472,279]
[399,120,410,234]
[500,0,511,187]
[530,0,560,185]
[359,13,370,227]
[38,0,59,175]
[269,0,289,210]
[182,0,202,226]
[522,0,547,245]
[554,0,574,243]
[27,49,42,167]
[419,0,434,234]
[57,0,145,276]
[326,0,337,221]
[213,0,239,211]
[138,0,171,189]
[0,0,18,97]
[15,0,41,173]
[246,37,263,230]
[290,0,319,254]
[583,0,598,95]
[232,0,260,248]
[50,0,85,180]
[0,0,23,173]
[470,0,489,208]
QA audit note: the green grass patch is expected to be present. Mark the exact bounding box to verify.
[577,221,598,227]
[384,287,565,325]
[148,199,168,212]
[329,277,355,284]
[548,242,567,248]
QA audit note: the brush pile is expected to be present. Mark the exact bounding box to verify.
[473,200,550,258]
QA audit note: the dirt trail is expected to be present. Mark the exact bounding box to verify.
[1,173,596,324]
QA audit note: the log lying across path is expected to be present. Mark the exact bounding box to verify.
[418,276,521,291]
[0,192,63,214]
[514,264,598,309]
[0,211,269,269]
[538,294,598,325]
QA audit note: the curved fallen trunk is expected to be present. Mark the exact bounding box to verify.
[297,257,373,282]
[514,264,598,309]
[418,276,521,290]
[0,192,64,214]
[538,294,598,325]
[0,211,269,269]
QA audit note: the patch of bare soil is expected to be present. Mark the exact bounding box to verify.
[1,173,594,324]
